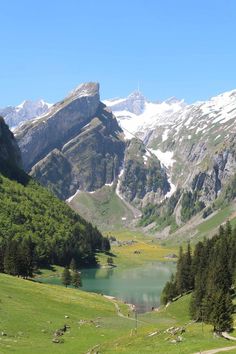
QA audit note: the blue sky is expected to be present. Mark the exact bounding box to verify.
[1,0,236,106]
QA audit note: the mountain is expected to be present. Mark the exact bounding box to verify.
[0,115,109,269]
[103,91,186,139]
[0,116,23,181]
[14,84,236,236]
[15,83,169,212]
[104,88,236,236]
[135,89,236,235]
[0,100,52,129]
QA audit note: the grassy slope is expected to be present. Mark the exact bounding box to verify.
[164,201,236,247]
[0,274,133,354]
[1,274,235,354]
[101,295,235,354]
[68,185,136,231]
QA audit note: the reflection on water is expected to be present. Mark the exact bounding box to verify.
[81,262,176,313]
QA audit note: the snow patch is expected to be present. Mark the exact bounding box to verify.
[165,180,176,199]
[105,181,114,187]
[162,129,169,142]
[214,134,221,140]
[116,168,125,201]
[149,149,175,169]
[66,189,80,203]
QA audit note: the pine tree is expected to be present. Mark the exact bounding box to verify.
[3,240,19,276]
[70,258,77,272]
[176,246,184,294]
[210,290,233,332]
[102,237,111,252]
[61,267,71,287]
[176,244,193,295]
[71,271,82,288]
[225,220,232,237]
[161,274,177,304]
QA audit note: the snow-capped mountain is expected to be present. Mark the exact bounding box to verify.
[104,88,236,232]
[5,84,236,235]
[103,91,186,139]
[0,100,53,129]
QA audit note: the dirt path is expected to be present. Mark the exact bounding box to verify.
[222,332,236,341]
[194,345,236,354]
[103,295,146,324]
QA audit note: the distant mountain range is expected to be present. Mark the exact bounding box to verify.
[104,91,186,139]
[3,83,236,235]
[0,99,52,129]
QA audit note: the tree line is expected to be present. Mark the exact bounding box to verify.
[161,221,235,332]
[0,170,110,277]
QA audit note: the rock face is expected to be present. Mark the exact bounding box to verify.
[16,83,101,171]
[134,89,236,227]
[15,83,126,199]
[16,83,236,228]
[15,83,169,205]
[0,116,22,169]
[118,138,170,207]
[0,100,52,129]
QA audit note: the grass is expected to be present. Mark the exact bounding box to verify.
[1,274,236,354]
[0,273,133,354]
[197,205,234,235]
[69,186,135,231]
[99,295,236,354]
[164,201,236,247]
[97,229,178,269]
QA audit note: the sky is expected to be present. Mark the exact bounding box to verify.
[1,0,236,106]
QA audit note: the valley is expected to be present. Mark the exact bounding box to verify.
[1,82,236,353]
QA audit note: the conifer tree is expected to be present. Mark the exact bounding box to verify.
[210,290,233,332]
[62,267,71,287]
[71,271,82,288]
[70,258,77,272]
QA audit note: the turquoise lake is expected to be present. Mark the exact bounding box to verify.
[80,262,176,313]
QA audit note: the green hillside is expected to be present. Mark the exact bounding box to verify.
[68,185,137,231]
[0,274,235,354]
[0,167,109,270]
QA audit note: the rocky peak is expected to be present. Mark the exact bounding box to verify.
[68,82,100,100]
[104,90,146,115]
[15,82,101,171]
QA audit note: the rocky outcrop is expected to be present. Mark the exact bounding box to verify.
[15,83,126,200]
[15,83,101,171]
[118,138,170,207]
[0,116,22,169]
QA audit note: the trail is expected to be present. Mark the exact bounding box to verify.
[103,295,146,324]
[222,332,236,341]
[194,345,236,354]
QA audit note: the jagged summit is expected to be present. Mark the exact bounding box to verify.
[68,82,100,100]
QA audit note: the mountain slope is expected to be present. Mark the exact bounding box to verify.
[0,116,22,168]
[104,91,185,139]
[15,83,169,209]
[0,99,52,129]
[105,89,236,235]
[0,116,108,268]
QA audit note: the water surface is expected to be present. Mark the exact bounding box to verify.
[81,262,176,313]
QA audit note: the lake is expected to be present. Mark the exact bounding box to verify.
[80,262,176,313]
